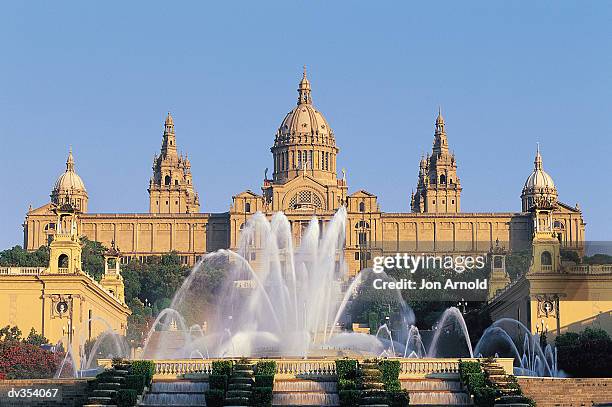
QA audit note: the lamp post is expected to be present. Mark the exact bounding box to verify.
[457,298,468,314]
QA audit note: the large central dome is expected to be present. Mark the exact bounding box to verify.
[275,68,335,146]
[271,69,338,184]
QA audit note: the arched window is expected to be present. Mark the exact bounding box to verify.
[245,202,251,213]
[359,202,365,212]
[164,175,171,186]
[58,254,69,269]
[355,220,370,229]
[175,180,179,185]
[440,174,446,184]
[493,256,503,269]
[541,251,552,266]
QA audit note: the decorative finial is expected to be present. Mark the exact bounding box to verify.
[66,147,75,172]
[297,66,312,105]
[534,143,543,170]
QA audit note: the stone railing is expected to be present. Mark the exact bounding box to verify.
[97,357,514,379]
[0,267,46,275]
[398,358,513,377]
[566,264,612,274]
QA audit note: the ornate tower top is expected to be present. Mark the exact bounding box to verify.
[521,144,557,211]
[51,148,88,212]
[297,65,312,105]
[149,113,200,213]
[411,108,461,213]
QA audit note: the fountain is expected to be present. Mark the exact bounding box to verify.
[134,207,559,377]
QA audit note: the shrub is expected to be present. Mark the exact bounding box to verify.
[339,389,361,407]
[0,341,61,379]
[337,378,356,391]
[378,360,401,389]
[255,360,276,376]
[473,386,497,407]
[387,389,409,407]
[251,386,273,407]
[116,389,137,407]
[204,389,224,407]
[384,379,401,391]
[212,360,233,376]
[556,327,612,377]
[255,374,274,387]
[208,374,227,390]
[458,360,481,384]
[123,375,146,394]
[130,360,155,386]
[335,359,358,380]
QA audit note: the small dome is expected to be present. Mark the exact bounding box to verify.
[523,167,555,190]
[523,147,555,191]
[53,149,87,194]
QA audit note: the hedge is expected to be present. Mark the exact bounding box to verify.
[212,360,233,376]
[339,389,360,407]
[204,389,224,407]
[255,361,276,376]
[208,374,228,391]
[255,374,274,387]
[123,374,146,395]
[335,359,358,380]
[130,360,155,386]
[251,386,273,407]
[337,378,356,391]
[387,389,410,407]
[378,359,401,389]
[116,389,137,407]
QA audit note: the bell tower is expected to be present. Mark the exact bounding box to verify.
[148,113,200,213]
[411,108,462,213]
[47,203,82,275]
[100,241,126,304]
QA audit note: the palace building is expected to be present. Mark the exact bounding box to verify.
[2,204,130,360]
[23,70,586,276]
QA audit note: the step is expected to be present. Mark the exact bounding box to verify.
[227,389,252,398]
[97,382,122,390]
[231,377,255,384]
[228,383,252,391]
[87,397,113,404]
[92,389,117,398]
[83,404,117,407]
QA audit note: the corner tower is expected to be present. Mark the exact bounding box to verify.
[148,113,200,213]
[411,109,461,213]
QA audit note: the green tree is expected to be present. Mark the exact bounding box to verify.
[583,253,612,265]
[24,328,49,346]
[0,325,22,342]
[0,245,49,267]
[505,250,531,280]
[80,237,107,280]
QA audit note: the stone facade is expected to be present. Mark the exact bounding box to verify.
[0,378,91,406]
[518,377,612,407]
[23,70,586,275]
[2,205,130,361]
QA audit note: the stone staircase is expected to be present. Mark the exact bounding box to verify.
[481,360,531,406]
[224,361,255,406]
[359,361,388,407]
[83,367,128,407]
[401,378,472,406]
[272,379,339,406]
[140,380,208,406]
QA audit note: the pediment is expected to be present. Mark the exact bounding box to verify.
[350,189,377,198]
[28,202,55,216]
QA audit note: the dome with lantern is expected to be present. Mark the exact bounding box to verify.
[51,148,88,212]
[521,145,558,211]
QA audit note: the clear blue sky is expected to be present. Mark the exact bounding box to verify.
[1,1,611,249]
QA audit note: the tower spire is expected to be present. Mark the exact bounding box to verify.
[297,65,312,105]
[534,143,543,170]
[66,147,75,172]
